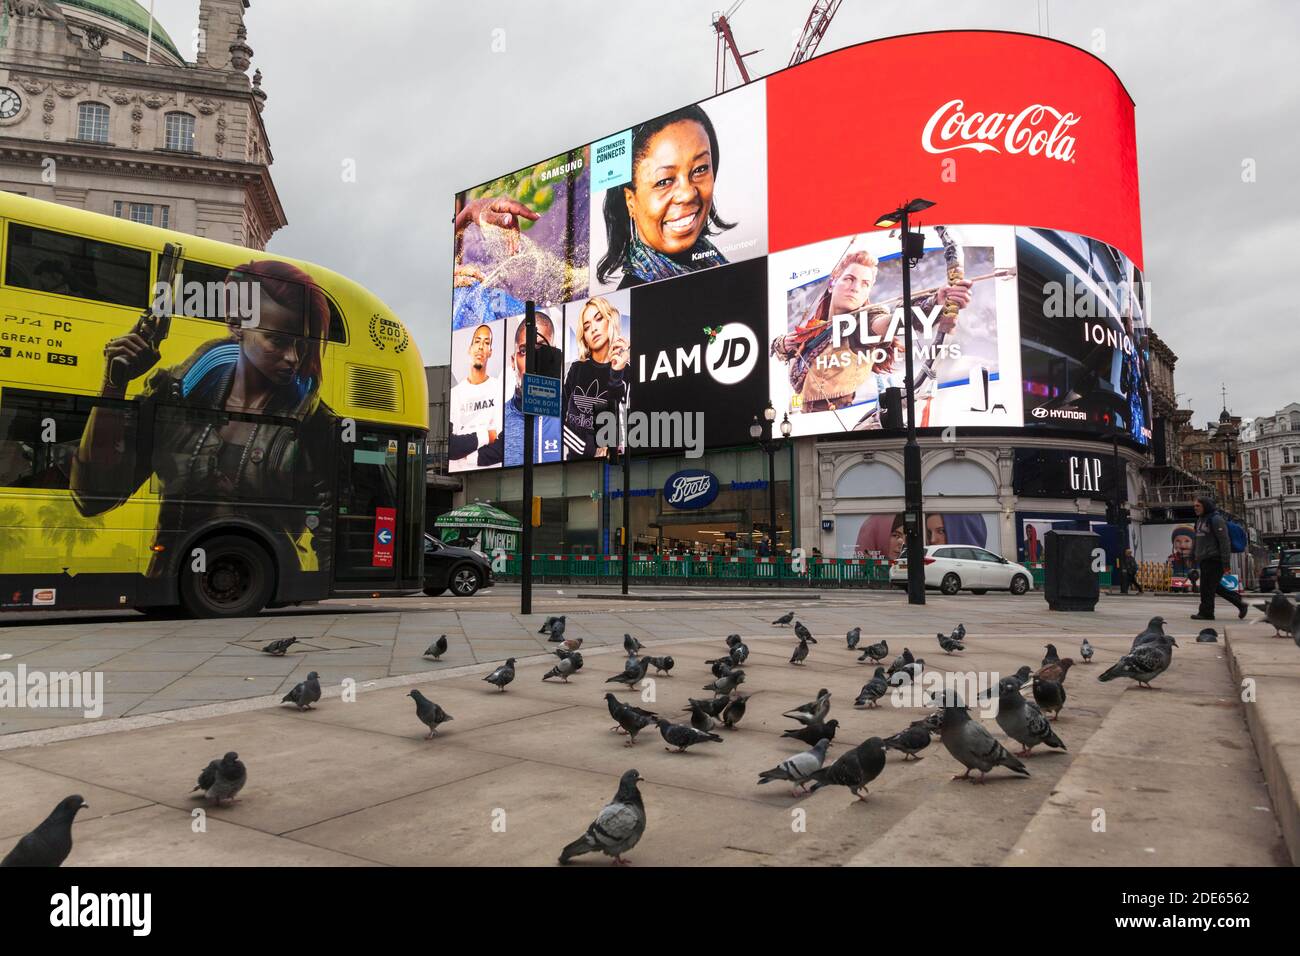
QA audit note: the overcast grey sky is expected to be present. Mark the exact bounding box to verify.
[151,0,1299,424]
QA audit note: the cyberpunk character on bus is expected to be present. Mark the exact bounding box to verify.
[70,259,337,578]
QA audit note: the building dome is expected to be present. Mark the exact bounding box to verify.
[59,0,183,62]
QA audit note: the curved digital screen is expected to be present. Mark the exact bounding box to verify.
[448,30,1147,471]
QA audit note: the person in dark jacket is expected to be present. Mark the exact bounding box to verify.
[1190,495,1246,620]
[1119,547,1142,595]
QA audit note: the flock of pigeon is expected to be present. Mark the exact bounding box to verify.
[4,592,1297,867]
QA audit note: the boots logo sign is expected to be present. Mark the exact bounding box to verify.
[663,469,720,510]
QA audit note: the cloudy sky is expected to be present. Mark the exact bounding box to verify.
[151,0,1298,423]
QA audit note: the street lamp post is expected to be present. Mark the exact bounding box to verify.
[875,199,935,606]
[750,403,792,556]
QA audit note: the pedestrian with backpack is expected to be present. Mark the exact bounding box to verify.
[1190,495,1247,621]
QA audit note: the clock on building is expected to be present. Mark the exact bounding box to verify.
[0,87,22,120]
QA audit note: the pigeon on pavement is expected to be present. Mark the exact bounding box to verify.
[543,653,583,682]
[704,670,745,694]
[794,621,816,644]
[784,689,831,725]
[483,658,517,692]
[688,701,721,733]
[1041,643,1060,667]
[882,721,932,760]
[887,647,915,677]
[1099,635,1177,688]
[539,615,562,635]
[888,659,925,687]
[657,718,723,752]
[855,668,890,708]
[1080,638,1094,663]
[423,635,448,660]
[623,634,644,655]
[1196,628,1218,643]
[606,657,651,688]
[558,769,646,865]
[408,689,453,737]
[683,695,730,719]
[643,655,674,676]
[708,657,735,679]
[261,636,297,656]
[547,617,568,643]
[938,696,1029,782]
[772,612,794,626]
[953,623,967,642]
[807,737,887,799]
[998,684,1066,755]
[1130,616,1168,651]
[1035,658,1075,684]
[1256,592,1298,639]
[192,752,247,805]
[605,694,657,745]
[725,634,743,647]
[720,693,749,729]
[789,639,811,666]
[559,637,583,653]
[1031,677,1067,721]
[783,718,839,747]
[846,627,861,650]
[937,632,965,655]
[1,795,87,867]
[859,639,888,664]
[728,643,750,666]
[757,738,831,795]
[281,671,321,710]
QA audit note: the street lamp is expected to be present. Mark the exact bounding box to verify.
[751,404,791,556]
[874,198,935,605]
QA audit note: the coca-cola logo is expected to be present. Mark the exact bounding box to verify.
[922,99,1080,163]
[663,469,720,510]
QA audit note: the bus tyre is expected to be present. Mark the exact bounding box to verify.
[940,573,962,596]
[180,536,274,618]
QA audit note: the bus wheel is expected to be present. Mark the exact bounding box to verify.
[180,535,274,618]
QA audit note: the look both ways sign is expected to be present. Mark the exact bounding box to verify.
[522,373,561,417]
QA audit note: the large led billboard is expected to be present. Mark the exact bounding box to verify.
[449,30,1146,470]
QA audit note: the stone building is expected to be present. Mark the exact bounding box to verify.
[0,0,283,248]
[1240,402,1300,550]
[1179,408,1244,514]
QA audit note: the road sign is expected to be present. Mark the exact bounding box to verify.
[373,507,396,567]
[521,373,561,417]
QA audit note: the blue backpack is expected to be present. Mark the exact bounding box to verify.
[1226,519,1248,554]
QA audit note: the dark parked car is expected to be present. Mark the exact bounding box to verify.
[1258,562,1280,593]
[1279,550,1300,593]
[423,534,494,597]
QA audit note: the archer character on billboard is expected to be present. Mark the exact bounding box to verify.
[595,105,736,289]
[449,323,503,470]
[562,296,629,459]
[772,237,972,421]
[502,310,562,467]
[70,260,336,576]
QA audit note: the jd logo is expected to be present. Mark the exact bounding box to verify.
[704,322,757,386]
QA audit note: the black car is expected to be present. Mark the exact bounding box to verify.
[1258,562,1280,593]
[423,534,494,597]
[1279,550,1300,593]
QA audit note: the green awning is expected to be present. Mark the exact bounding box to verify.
[432,503,521,533]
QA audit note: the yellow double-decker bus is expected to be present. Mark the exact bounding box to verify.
[0,193,427,616]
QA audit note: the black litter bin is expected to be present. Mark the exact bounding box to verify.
[1043,529,1100,612]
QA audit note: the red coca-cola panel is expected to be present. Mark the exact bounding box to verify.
[766,31,1143,268]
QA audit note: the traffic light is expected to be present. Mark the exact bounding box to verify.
[531,496,541,527]
[615,527,626,547]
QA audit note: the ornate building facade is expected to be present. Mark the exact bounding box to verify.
[1240,403,1300,550]
[0,0,283,248]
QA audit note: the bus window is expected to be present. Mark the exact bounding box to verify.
[326,296,347,343]
[0,389,130,490]
[176,259,235,320]
[5,224,151,308]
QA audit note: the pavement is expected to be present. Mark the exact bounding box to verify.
[0,586,1293,866]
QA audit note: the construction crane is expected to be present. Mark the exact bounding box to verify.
[714,0,844,94]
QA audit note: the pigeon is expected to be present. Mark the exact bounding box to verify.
[807,737,887,799]
[858,639,888,664]
[1196,628,1218,643]
[281,671,321,710]
[855,668,889,708]
[261,636,297,656]
[1079,638,1094,663]
[688,701,721,734]
[772,612,794,626]
[979,666,1034,704]
[937,632,965,655]
[192,752,247,805]
[725,634,743,647]
[794,621,816,644]
[1099,635,1177,688]
[559,637,583,653]
[757,738,831,796]
[483,658,517,692]
[1,795,87,867]
[1035,656,1075,684]
[558,769,646,865]
[643,655,674,676]
[1130,616,1168,651]
[789,639,811,666]
[605,694,657,745]
[704,670,745,694]
[1256,592,1298,639]
[720,693,749,729]
[408,689,453,737]
[783,718,838,747]
[423,635,448,660]
[1031,677,1067,720]
[547,617,568,642]
[543,653,583,682]
[1041,643,1060,667]
[683,695,730,719]
[553,646,580,661]
[997,684,1066,755]
[882,721,932,760]
[623,633,644,655]
[887,647,915,677]
[784,689,831,725]
[728,642,750,666]
[1009,665,1034,688]
[606,657,651,688]
[952,623,967,642]
[657,718,723,752]
[538,616,561,635]
[707,657,735,679]
[937,696,1029,782]
[888,659,925,688]
[845,626,861,650]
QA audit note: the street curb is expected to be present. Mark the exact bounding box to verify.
[1223,624,1300,866]
[574,593,820,602]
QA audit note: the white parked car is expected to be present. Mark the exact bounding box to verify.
[890,545,1034,596]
